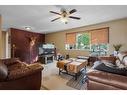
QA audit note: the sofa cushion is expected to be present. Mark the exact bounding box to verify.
[0,62,8,81]
[7,66,30,80]
[7,63,43,80]
[93,62,127,76]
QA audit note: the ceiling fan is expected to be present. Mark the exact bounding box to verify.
[50,8,81,24]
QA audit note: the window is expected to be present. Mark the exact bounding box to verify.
[65,27,109,56]
[76,32,90,50]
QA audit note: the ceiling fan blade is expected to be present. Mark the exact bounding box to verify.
[50,11,61,15]
[51,17,61,22]
[69,9,77,14]
[69,16,81,20]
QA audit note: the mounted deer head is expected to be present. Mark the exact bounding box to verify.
[26,36,37,47]
[30,36,37,46]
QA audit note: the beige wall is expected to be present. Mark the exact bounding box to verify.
[1,31,6,58]
[0,15,2,58]
[45,18,127,58]
[0,15,7,58]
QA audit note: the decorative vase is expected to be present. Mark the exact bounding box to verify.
[113,50,119,56]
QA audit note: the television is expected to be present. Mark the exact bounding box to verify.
[43,44,54,49]
[38,47,44,55]
[38,43,55,55]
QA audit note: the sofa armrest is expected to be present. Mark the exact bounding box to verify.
[7,63,43,80]
[98,56,116,63]
[87,69,127,89]
[26,63,44,72]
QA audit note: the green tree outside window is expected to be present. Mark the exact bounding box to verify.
[77,33,90,49]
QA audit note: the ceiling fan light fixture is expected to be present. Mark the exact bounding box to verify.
[50,8,80,24]
[60,13,68,24]
[61,17,68,24]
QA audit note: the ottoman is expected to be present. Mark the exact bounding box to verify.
[57,59,88,80]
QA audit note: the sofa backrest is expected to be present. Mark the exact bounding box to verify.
[0,58,19,66]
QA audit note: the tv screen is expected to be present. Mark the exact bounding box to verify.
[39,47,44,55]
[38,43,55,55]
[43,44,54,49]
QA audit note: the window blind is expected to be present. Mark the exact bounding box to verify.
[66,33,76,44]
[90,28,109,44]
[66,27,109,45]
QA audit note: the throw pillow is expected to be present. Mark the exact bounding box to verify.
[122,56,127,66]
[117,53,126,62]
[0,62,8,81]
[116,53,127,68]
[115,59,125,68]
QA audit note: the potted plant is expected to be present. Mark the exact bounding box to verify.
[113,44,122,56]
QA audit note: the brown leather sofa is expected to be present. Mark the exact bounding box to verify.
[0,58,43,90]
[87,56,127,90]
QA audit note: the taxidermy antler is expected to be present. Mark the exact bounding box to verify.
[26,36,37,47]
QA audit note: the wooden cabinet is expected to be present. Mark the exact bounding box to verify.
[38,54,54,64]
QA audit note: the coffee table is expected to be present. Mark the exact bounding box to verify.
[57,58,88,80]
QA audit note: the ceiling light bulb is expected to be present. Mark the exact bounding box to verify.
[61,17,68,24]
[25,27,31,31]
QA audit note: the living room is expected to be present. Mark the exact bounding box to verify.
[0,5,127,90]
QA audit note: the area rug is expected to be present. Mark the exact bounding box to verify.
[41,85,49,90]
[66,71,87,90]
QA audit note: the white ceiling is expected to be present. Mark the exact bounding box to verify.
[0,5,127,34]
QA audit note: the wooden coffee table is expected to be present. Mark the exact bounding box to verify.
[57,59,88,80]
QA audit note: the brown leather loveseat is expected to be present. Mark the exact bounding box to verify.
[87,56,127,90]
[0,58,43,90]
